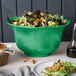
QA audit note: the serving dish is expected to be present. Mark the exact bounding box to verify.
[33,61,76,76]
[6,17,70,57]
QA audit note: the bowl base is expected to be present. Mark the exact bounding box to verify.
[24,53,52,57]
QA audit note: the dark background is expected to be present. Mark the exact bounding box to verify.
[0,0,76,42]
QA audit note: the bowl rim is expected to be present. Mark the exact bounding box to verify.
[6,16,70,29]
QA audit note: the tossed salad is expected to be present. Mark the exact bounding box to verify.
[41,60,76,76]
[7,10,67,27]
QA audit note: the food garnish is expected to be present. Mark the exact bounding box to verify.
[29,58,35,64]
[62,20,67,24]
[24,65,30,67]
[22,59,27,62]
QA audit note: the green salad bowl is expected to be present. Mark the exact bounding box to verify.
[6,17,70,57]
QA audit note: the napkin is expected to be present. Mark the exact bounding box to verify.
[0,73,4,76]
[8,66,35,76]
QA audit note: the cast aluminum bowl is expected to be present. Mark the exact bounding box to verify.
[6,17,70,57]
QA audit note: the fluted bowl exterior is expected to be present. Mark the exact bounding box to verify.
[6,17,70,57]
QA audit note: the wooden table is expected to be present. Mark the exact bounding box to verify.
[0,42,76,76]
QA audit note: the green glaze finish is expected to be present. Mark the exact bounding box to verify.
[6,17,70,57]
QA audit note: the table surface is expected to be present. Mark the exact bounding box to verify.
[0,42,76,76]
